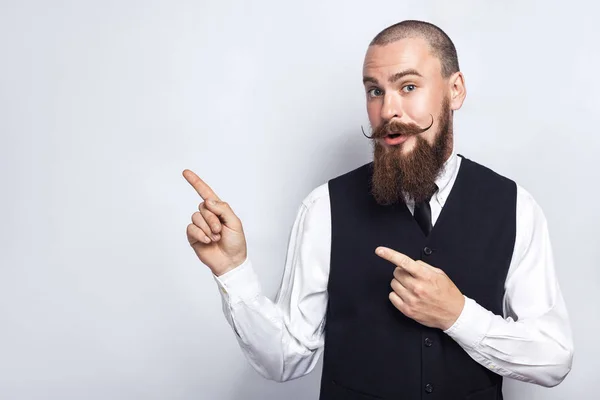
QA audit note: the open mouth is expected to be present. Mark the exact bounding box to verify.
[383,133,410,146]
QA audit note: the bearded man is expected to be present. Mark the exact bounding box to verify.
[184,20,573,400]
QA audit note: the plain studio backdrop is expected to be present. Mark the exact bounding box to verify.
[1,0,598,399]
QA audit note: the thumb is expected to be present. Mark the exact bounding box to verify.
[205,199,242,230]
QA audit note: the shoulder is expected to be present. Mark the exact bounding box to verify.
[327,162,374,202]
[299,162,373,214]
[301,182,330,209]
[457,156,518,211]
[459,155,515,188]
[515,183,548,229]
[462,155,546,221]
[328,162,373,185]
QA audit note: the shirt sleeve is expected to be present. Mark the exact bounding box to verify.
[211,183,331,382]
[443,185,574,387]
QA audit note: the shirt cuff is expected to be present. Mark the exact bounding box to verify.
[212,257,262,306]
[443,295,493,349]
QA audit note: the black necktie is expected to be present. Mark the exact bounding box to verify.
[414,188,437,236]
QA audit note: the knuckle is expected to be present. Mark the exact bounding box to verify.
[402,304,413,317]
[413,283,425,297]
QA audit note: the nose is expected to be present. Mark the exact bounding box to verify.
[381,92,403,121]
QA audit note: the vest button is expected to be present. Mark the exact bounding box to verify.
[425,383,434,393]
[424,337,433,347]
[423,247,433,256]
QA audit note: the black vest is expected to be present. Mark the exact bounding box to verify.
[319,155,516,400]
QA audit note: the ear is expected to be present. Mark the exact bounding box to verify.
[448,71,466,111]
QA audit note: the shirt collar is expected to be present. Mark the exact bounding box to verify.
[435,149,459,203]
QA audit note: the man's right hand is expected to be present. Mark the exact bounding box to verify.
[182,169,247,277]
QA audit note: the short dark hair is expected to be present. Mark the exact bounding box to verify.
[370,20,460,78]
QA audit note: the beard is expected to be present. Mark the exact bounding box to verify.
[370,97,453,206]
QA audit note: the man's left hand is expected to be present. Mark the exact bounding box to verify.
[375,246,465,331]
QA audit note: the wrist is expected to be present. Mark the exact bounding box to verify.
[215,255,247,277]
[440,294,465,331]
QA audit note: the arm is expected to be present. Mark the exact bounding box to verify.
[443,185,574,387]
[212,184,331,382]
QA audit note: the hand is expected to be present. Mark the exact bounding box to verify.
[183,169,247,277]
[375,246,465,331]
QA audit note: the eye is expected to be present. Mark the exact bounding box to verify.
[367,88,383,98]
[402,84,416,93]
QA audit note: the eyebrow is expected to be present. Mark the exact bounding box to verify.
[362,69,423,85]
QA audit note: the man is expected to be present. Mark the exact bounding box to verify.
[183,20,573,400]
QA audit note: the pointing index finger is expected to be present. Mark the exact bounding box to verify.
[375,246,420,276]
[182,169,221,201]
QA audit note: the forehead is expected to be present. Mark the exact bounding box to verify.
[363,37,441,80]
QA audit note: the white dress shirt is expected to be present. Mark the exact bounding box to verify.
[212,151,574,387]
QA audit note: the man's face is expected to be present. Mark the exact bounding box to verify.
[363,37,465,205]
[363,37,451,154]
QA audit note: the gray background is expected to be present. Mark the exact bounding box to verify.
[0,0,597,399]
